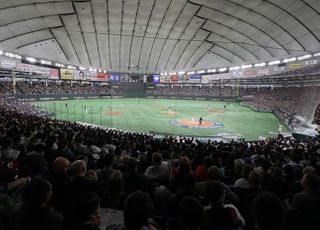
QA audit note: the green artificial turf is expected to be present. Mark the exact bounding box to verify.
[32,98,289,140]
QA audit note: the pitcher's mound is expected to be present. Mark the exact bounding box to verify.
[105,111,123,116]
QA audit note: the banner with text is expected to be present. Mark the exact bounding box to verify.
[201,73,231,83]
[289,63,302,69]
[0,58,16,69]
[244,69,257,77]
[189,74,201,83]
[305,60,317,65]
[60,69,74,80]
[16,63,58,78]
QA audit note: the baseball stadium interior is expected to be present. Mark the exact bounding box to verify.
[0,1,320,230]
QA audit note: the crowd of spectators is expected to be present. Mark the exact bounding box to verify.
[150,86,237,97]
[314,104,320,125]
[0,98,320,230]
[0,81,114,95]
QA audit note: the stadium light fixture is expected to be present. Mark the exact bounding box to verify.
[314,52,320,57]
[79,67,86,70]
[282,57,296,63]
[207,69,216,73]
[26,57,37,63]
[297,54,312,60]
[229,66,240,70]
[5,52,21,59]
[254,63,266,67]
[268,60,281,65]
[218,67,227,72]
[67,65,76,70]
[41,60,51,65]
[5,52,13,57]
[178,71,185,75]
[241,64,252,69]
[55,63,65,68]
[187,71,195,74]
[197,70,206,74]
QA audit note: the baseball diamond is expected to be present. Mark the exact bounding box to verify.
[33,98,288,140]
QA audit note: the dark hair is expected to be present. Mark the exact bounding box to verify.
[34,143,45,153]
[127,157,137,172]
[252,192,284,230]
[303,173,320,190]
[152,152,162,164]
[204,156,214,168]
[241,164,254,179]
[179,196,203,229]
[22,178,52,208]
[103,153,114,167]
[123,191,153,230]
[73,193,100,223]
[248,171,261,188]
[207,166,221,181]
[206,181,225,204]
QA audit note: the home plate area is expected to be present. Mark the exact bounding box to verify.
[169,119,224,129]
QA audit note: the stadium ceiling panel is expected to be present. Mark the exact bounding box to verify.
[0,0,319,73]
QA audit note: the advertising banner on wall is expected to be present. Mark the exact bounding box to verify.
[153,74,160,84]
[160,75,166,83]
[109,74,120,82]
[231,71,242,78]
[74,70,87,80]
[257,68,269,76]
[0,59,16,69]
[60,69,74,80]
[96,72,109,81]
[34,66,51,76]
[305,60,317,65]
[170,74,180,82]
[201,73,231,83]
[182,74,190,82]
[289,63,302,69]
[86,71,97,80]
[50,69,59,79]
[244,69,257,77]
[16,63,35,73]
[189,74,201,83]
[17,63,51,76]
[274,66,285,72]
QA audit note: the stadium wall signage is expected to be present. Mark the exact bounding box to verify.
[13,94,239,102]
